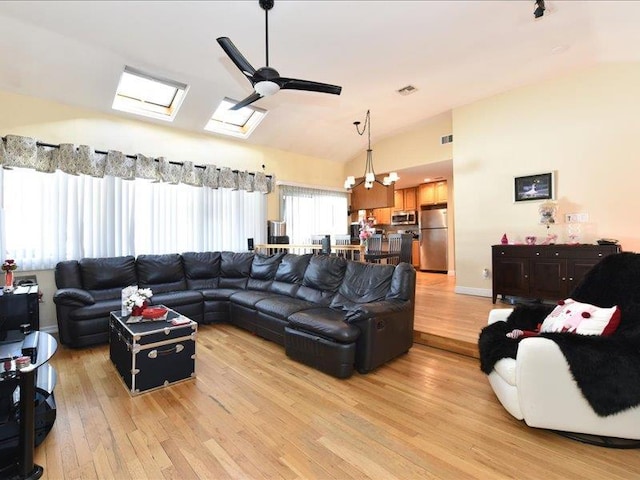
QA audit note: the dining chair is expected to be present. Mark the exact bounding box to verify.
[368,234,383,252]
[333,234,355,260]
[387,233,402,265]
[399,233,413,264]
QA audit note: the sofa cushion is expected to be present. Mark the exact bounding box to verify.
[386,263,416,301]
[151,290,202,308]
[274,254,312,283]
[79,256,137,291]
[330,262,394,310]
[136,254,187,293]
[254,296,317,320]
[68,298,122,321]
[540,298,621,336]
[182,251,221,280]
[288,308,360,343]
[231,290,278,308]
[251,252,285,280]
[221,251,254,278]
[201,288,241,301]
[55,260,83,289]
[301,255,347,292]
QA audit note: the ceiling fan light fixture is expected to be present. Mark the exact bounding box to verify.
[254,80,280,97]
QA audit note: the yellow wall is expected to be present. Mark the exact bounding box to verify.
[0,89,346,330]
[344,111,452,175]
[453,62,640,295]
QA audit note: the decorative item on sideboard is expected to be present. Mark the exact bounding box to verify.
[2,258,17,292]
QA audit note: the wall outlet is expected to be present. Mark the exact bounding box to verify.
[565,213,589,223]
[482,268,490,278]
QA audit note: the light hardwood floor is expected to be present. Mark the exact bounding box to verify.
[36,285,640,479]
[412,272,495,358]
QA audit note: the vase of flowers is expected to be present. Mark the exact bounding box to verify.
[359,219,374,253]
[2,259,17,289]
[125,287,153,318]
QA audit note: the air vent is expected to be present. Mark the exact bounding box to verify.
[441,134,453,144]
[397,85,417,96]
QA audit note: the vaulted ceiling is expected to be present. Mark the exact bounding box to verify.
[1,1,638,165]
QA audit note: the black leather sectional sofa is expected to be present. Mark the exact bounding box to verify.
[54,252,416,378]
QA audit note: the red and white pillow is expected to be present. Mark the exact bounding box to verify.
[540,298,621,336]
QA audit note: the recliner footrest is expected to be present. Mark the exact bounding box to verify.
[284,326,355,379]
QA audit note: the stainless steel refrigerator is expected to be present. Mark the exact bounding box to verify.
[419,207,448,272]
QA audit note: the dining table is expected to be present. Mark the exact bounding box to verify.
[363,250,400,263]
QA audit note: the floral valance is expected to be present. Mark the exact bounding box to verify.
[0,134,272,193]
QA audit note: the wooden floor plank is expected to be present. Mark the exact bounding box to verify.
[32,278,640,479]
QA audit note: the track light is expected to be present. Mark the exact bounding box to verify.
[534,0,545,18]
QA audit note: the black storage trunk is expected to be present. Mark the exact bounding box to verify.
[109,309,197,395]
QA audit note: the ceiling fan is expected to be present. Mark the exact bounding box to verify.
[217,0,342,111]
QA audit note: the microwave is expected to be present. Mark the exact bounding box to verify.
[391,211,417,226]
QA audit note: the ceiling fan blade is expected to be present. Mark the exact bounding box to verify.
[278,78,342,95]
[230,91,263,111]
[216,37,257,79]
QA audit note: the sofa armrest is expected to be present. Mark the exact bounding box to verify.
[344,299,410,323]
[53,288,96,306]
[488,308,513,325]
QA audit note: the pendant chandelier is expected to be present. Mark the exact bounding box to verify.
[344,110,398,190]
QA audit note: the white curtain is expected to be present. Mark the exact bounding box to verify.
[280,185,348,244]
[1,168,266,270]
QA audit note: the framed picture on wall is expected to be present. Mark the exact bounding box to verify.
[514,172,554,202]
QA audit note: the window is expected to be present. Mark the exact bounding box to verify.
[204,98,267,139]
[280,185,348,244]
[1,168,266,270]
[112,66,188,121]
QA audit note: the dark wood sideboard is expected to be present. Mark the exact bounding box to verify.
[491,244,621,304]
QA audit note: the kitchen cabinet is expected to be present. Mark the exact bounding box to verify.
[412,240,420,268]
[393,187,417,212]
[418,183,434,205]
[418,181,447,206]
[435,181,447,204]
[491,244,621,304]
[349,178,394,211]
[404,188,417,211]
[393,190,404,211]
[371,207,391,225]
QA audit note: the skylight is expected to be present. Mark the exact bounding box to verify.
[112,66,188,122]
[204,98,267,139]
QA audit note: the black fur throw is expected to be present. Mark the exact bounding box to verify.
[478,252,640,417]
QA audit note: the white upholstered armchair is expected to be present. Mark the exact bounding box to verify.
[485,308,640,444]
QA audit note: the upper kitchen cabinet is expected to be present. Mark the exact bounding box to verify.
[393,187,417,212]
[404,187,417,210]
[418,181,447,206]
